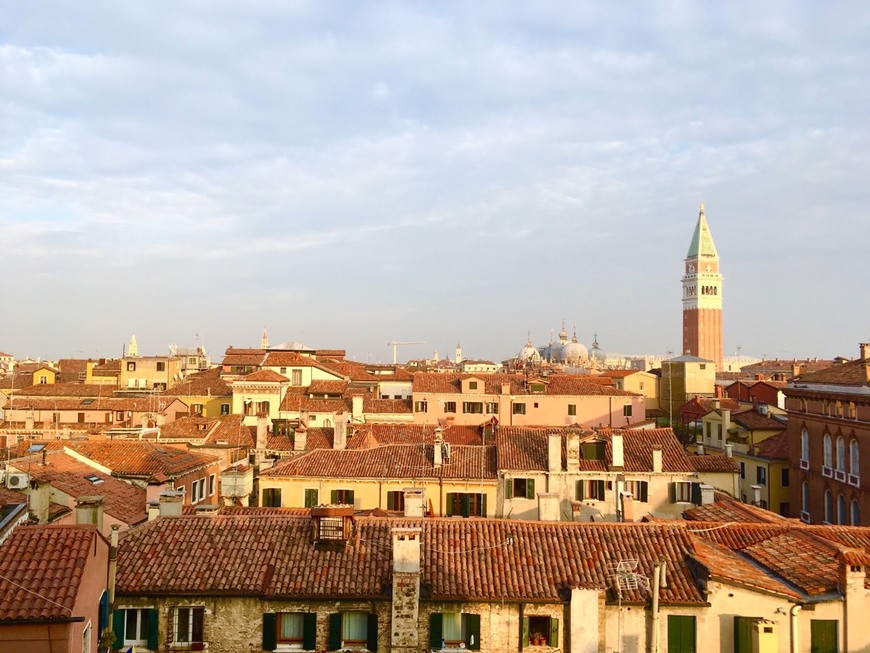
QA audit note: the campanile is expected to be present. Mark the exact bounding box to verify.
[682,204,722,369]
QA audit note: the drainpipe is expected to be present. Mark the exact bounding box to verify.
[790,605,802,653]
[108,524,121,604]
[649,562,662,653]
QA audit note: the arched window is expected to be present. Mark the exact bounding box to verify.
[802,482,810,514]
[852,500,861,526]
[851,440,860,476]
[836,437,846,472]
[823,434,832,469]
[837,495,847,525]
[801,429,809,462]
[824,489,833,523]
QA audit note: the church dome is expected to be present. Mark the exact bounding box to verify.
[519,334,542,362]
[561,341,588,363]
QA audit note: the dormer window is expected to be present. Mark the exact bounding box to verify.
[311,506,354,549]
[530,383,546,394]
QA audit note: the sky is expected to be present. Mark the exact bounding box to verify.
[2,2,869,365]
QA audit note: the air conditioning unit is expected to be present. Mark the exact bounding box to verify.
[6,473,29,490]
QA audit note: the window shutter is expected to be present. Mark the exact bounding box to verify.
[691,483,702,505]
[466,613,481,650]
[446,493,454,516]
[526,478,535,500]
[481,494,487,517]
[262,613,277,651]
[330,490,338,504]
[549,617,559,648]
[146,609,159,650]
[366,613,378,652]
[111,610,125,651]
[328,613,342,651]
[596,480,605,500]
[98,591,109,632]
[303,613,317,650]
[461,493,470,517]
[347,490,355,506]
[505,478,514,499]
[576,480,584,501]
[522,616,530,648]
[429,613,443,649]
[669,482,677,504]
[639,481,648,503]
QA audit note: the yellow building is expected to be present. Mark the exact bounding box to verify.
[165,367,232,418]
[119,355,183,391]
[31,365,58,385]
[661,354,716,421]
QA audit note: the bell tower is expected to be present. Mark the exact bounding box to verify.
[682,204,723,369]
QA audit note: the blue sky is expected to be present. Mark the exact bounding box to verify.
[2,2,868,364]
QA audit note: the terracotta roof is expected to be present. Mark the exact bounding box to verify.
[260,443,497,480]
[307,380,349,395]
[598,369,646,378]
[11,383,115,398]
[221,348,266,367]
[316,359,378,382]
[159,416,219,439]
[165,367,231,397]
[0,373,33,390]
[683,497,790,523]
[754,431,790,461]
[0,525,105,621]
[730,409,787,432]
[262,352,341,378]
[363,398,413,414]
[238,369,288,383]
[794,357,870,386]
[0,487,26,506]
[56,359,89,383]
[203,414,255,447]
[63,441,219,478]
[279,391,350,413]
[3,396,184,413]
[412,373,633,397]
[15,451,148,525]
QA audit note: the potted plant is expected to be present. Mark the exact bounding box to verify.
[530,631,544,646]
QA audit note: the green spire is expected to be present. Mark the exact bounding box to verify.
[686,203,719,259]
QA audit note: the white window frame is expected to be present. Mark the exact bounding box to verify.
[82,620,91,653]
[208,474,216,496]
[122,608,151,647]
[173,606,204,645]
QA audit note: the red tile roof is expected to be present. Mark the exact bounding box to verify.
[203,414,255,447]
[239,369,288,383]
[165,367,231,397]
[63,441,219,478]
[730,409,787,432]
[0,525,105,621]
[795,357,870,386]
[12,383,116,398]
[754,431,790,461]
[683,497,790,523]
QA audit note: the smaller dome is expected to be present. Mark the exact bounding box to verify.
[561,341,589,363]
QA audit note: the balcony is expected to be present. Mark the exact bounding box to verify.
[800,511,810,523]
[848,474,861,488]
[822,466,833,478]
[800,459,810,470]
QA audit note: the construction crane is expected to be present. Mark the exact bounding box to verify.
[387,340,426,365]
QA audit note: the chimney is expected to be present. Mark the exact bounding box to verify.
[792,364,803,378]
[566,432,580,472]
[391,527,422,652]
[750,484,762,506]
[611,433,624,470]
[621,492,634,522]
[158,490,184,517]
[700,484,715,505]
[334,413,348,450]
[652,447,663,473]
[195,504,220,516]
[537,492,559,521]
[712,399,721,410]
[28,480,50,524]
[724,443,733,458]
[403,488,425,517]
[256,414,268,450]
[548,432,562,472]
[293,426,307,452]
[352,396,363,421]
[147,500,160,521]
[839,547,868,653]
[433,440,442,468]
[75,495,105,532]
[757,403,769,416]
[697,443,705,455]
[860,342,870,360]
[501,382,511,395]
[721,409,731,434]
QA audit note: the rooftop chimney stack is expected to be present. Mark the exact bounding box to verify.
[75,495,105,532]
[566,432,580,472]
[352,396,363,421]
[538,492,560,522]
[652,447,663,473]
[750,484,762,506]
[334,412,348,450]
[256,414,268,450]
[548,432,562,472]
[700,484,715,505]
[391,527,422,653]
[158,490,184,517]
[294,426,307,452]
[611,433,624,470]
[403,488,425,517]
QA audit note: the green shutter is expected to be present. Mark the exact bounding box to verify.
[669,482,677,503]
[549,617,559,648]
[366,613,378,652]
[596,480,605,500]
[466,613,481,650]
[691,483,702,505]
[262,613,277,651]
[576,480,584,501]
[522,616,530,648]
[481,494,487,517]
[429,613,443,649]
[347,490,355,506]
[328,613,342,650]
[505,478,514,499]
[639,481,648,503]
[668,615,696,653]
[112,610,125,651]
[146,609,159,649]
[303,613,317,650]
[304,488,318,508]
[810,620,838,653]
[526,478,535,500]
[330,489,338,504]
[446,493,454,516]
[461,493,470,517]
[734,616,752,653]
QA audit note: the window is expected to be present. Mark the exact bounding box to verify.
[801,428,809,468]
[280,367,287,374]
[328,612,377,651]
[469,381,478,390]
[837,494,847,525]
[568,404,576,416]
[156,362,166,372]
[127,362,136,371]
[852,499,861,526]
[624,480,649,503]
[446,492,486,517]
[530,383,545,393]
[580,441,606,461]
[756,466,766,486]
[192,403,204,414]
[262,487,282,507]
[810,620,838,653]
[485,402,498,414]
[220,403,230,415]
[414,400,428,413]
[191,478,206,503]
[430,612,481,650]
[304,488,319,508]
[824,489,833,524]
[331,489,354,505]
[850,440,860,477]
[823,434,833,470]
[836,436,846,472]
[208,474,216,496]
[291,369,302,386]
[262,612,317,651]
[781,468,789,487]
[114,608,157,649]
[512,403,526,415]
[173,606,204,645]
[39,376,47,384]
[576,479,606,501]
[623,404,632,418]
[667,615,696,653]
[739,462,746,480]
[801,482,810,521]
[522,615,559,648]
[505,477,536,500]
[386,490,405,511]
[717,424,722,441]
[705,422,712,440]
[462,401,483,414]
[444,401,457,413]
[672,482,701,504]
